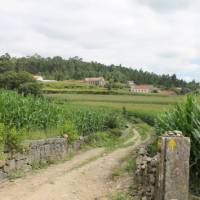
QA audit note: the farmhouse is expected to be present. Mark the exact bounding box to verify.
[33,75,56,82]
[130,85,157,93]
[85,77,106,86]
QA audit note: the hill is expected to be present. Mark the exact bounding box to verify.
[0,53,197,89]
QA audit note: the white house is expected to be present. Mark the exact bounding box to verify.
[130,85,156,93]
[85,77,106,86]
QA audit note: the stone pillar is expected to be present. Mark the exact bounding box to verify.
[156,131,190,200]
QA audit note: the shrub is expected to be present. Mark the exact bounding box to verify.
[155,95,200,195]
[0,71,34,90]
[59,121,79,142]
[4,127,26,153]
[128,111,155,125]
[0,123,25,156]
[18,82,42,96]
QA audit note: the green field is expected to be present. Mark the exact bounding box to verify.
[46,93,185,124]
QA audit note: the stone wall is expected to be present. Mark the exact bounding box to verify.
[135,131,190,200]
[0,137,84,182]
[135,147,159,200]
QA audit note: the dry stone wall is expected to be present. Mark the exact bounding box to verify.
[0,137,84,182]
[135,131,190,200]
[135,147,159,200]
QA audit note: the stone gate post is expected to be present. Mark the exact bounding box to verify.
[156,131,190,200]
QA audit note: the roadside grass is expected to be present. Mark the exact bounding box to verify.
[6,126,136,181]
[22,128,62,140]
[108,122,152,200]
[84,124,137,152]
[133,122,152,141]
[111,154,136,180]
[108,152,138,200]
[108,192,139,200]
[7,171,26,180]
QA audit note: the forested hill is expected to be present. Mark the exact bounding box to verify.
[0,53,192,88]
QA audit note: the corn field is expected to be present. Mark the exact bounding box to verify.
[0,90,123,135]
[63,105,124,136]
[0,90,64,130]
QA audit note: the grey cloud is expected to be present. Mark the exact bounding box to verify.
[158,52,180,59]
[139,0,191,12]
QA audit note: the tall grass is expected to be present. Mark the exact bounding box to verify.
[155,95,200,195]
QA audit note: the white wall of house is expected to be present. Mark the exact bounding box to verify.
[131,88,151,93]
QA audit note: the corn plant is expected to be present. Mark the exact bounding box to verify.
[63,105,124,136]
[0,90,64,130]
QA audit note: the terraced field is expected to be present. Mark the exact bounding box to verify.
[46,93,185,124]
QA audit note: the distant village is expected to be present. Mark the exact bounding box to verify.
[33,75,160,94]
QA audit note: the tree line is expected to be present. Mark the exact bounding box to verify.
[0,53,198,91]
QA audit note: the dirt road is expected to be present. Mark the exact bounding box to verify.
[0,130,144,200]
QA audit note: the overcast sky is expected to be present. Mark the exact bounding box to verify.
[0,0,200,81]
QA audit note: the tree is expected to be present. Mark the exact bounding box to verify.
[0,53,191,89]
[0,71,34,90]
[0,53,13,73]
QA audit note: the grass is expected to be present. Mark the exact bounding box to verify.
[108,192,138,200]
[43,80,181,95]
[133,122,152,141]
[46,93,182,125]
[84,126,135,152]
[111,154,136,179]
[42,80,131,95]
[46,93,184,104]
[109,152,138,200]
[22,128,62,140]
[0,90,125,157]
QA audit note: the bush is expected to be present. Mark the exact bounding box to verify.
[18,82,42,96]
[0,123,25,156]
[0,71,34,90]
[59,121,79,142]
[155,95,200,195]
[86,130,120,148]
[128,111,155,125]
[105,113,124,129]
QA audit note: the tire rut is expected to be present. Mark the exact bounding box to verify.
[0,128,145,200]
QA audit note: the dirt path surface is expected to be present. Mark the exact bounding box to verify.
[0,129,144,200]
